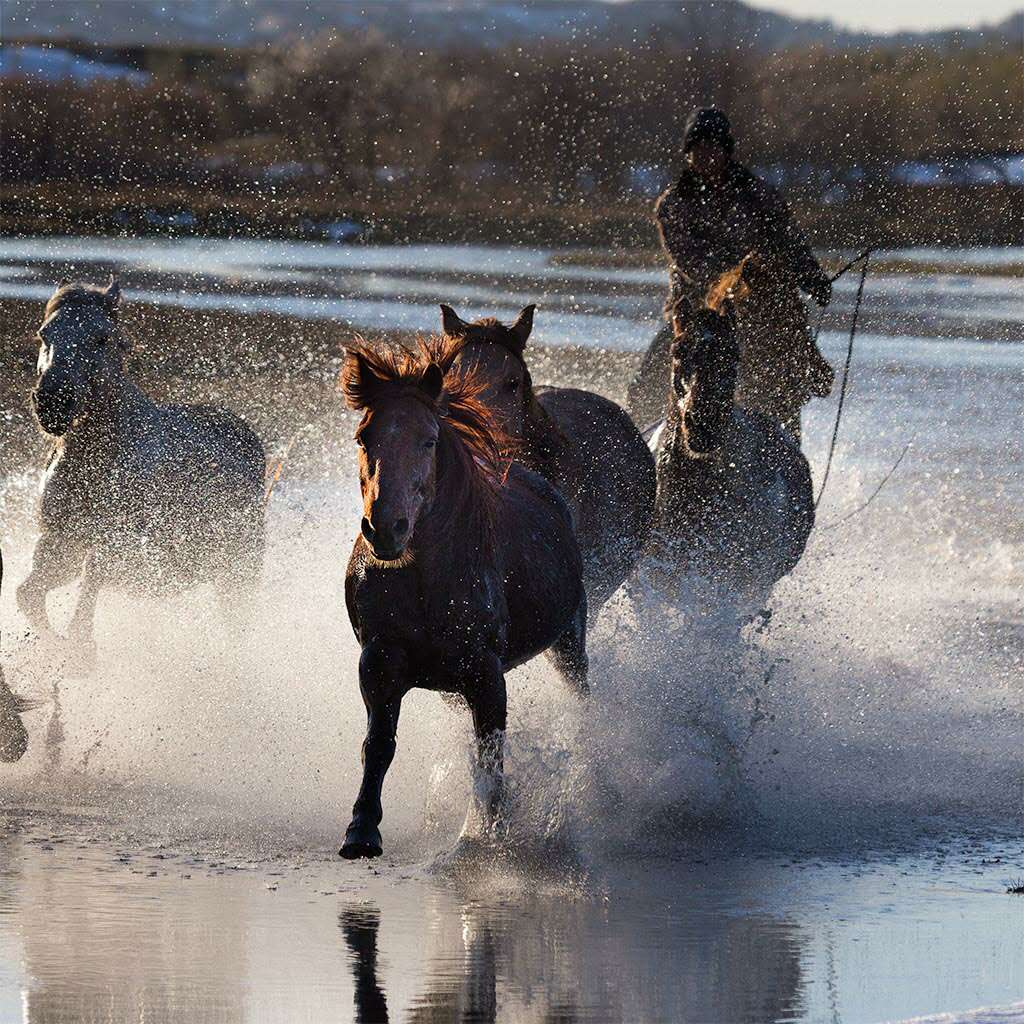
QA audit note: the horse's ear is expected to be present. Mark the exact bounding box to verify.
[340,348,380,410]
[508,304,535,353]
[103,274,121,311]
[440,304,468,338]
[419,362,444,403]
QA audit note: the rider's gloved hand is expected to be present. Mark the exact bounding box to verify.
[809,273,832,307]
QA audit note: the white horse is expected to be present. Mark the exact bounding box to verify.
[16,278,266,670]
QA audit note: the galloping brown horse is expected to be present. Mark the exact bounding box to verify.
[647,264,815,609]
[340,336,587,859]
[439,305,656,619]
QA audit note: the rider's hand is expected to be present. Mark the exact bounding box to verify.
[810,274,832,307]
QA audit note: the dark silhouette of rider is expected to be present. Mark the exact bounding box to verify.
[653,108,834,438]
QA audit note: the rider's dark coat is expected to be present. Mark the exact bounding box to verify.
[655,162,833,436]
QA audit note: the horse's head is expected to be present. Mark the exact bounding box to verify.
[670,287,740,456]
[440,303,535,438]
[342,351,444,562]
[31,276,126,436]
[340,337,503,565]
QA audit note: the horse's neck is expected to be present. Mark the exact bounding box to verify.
[72,371,155,451]
[522,392,561,468]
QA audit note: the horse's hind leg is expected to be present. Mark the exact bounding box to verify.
[16,531,87,642]
[545,595,589,698]
[341,642,408,860]
[464,651,508,830]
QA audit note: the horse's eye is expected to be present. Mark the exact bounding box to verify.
[505,377,520,392]
[422,439,437,450]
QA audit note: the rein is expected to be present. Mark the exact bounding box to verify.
[813,248,872,509]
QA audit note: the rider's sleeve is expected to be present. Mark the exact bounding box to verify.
[655,187,719,289]
[757,182,829,294]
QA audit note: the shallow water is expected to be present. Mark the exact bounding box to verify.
[0,236,1021,346]
[1,812,1021,1024]
[0,239,1022,1022]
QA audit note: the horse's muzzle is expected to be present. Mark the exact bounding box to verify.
[361,515,410,562]
[31,387,75,436]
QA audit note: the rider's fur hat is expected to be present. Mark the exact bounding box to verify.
[683,108,734,155]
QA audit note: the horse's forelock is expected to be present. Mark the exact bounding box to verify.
[342,336,511,475]
[44,283,114,319]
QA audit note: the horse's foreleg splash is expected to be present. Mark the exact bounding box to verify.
[64,550,105,673]
[16,531,87,643]
[340,641,409,859]
[466,651,508,828]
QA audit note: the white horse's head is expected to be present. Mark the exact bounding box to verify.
[32,276,126,436]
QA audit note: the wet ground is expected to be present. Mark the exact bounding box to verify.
[1,812,1021,1024]
[0,239,1022,1022]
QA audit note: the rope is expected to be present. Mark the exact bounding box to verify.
[814,250,871,509]
[812,248,872,347]
[820,442,910,530]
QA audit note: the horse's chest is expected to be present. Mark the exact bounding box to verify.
[348,555,506,671]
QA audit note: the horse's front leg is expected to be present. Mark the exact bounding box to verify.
[16,530,87,643]
[340,641,408,860]
[64,550,106,674]
[465,650,508,829]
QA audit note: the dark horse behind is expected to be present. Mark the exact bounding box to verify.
[340,335,587,859]
[440,304,656,620]
[647,262,816,614]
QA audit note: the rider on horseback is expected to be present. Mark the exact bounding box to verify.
[653,107,835,439]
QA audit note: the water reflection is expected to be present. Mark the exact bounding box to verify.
[1,816,1020,1024]
[339,875,806,1024]
[340,906,390,1023]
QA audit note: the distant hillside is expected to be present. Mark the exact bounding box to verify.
[2,0,1020,51]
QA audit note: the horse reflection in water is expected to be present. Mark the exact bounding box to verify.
[340,900,499,1024]
[339,886,806,1024]
[16,277,266,672]
[340,336,586,859]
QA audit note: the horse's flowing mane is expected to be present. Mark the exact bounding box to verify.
[703,257,752,314]
[341,334,518,575]
[341,334,509,479]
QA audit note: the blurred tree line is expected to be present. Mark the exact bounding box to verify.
[1,33,1020,205]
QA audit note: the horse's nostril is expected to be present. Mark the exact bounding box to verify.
[360,517,375,541]
[393,518,409,538]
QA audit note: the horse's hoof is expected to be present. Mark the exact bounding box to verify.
[339,823,383,860]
